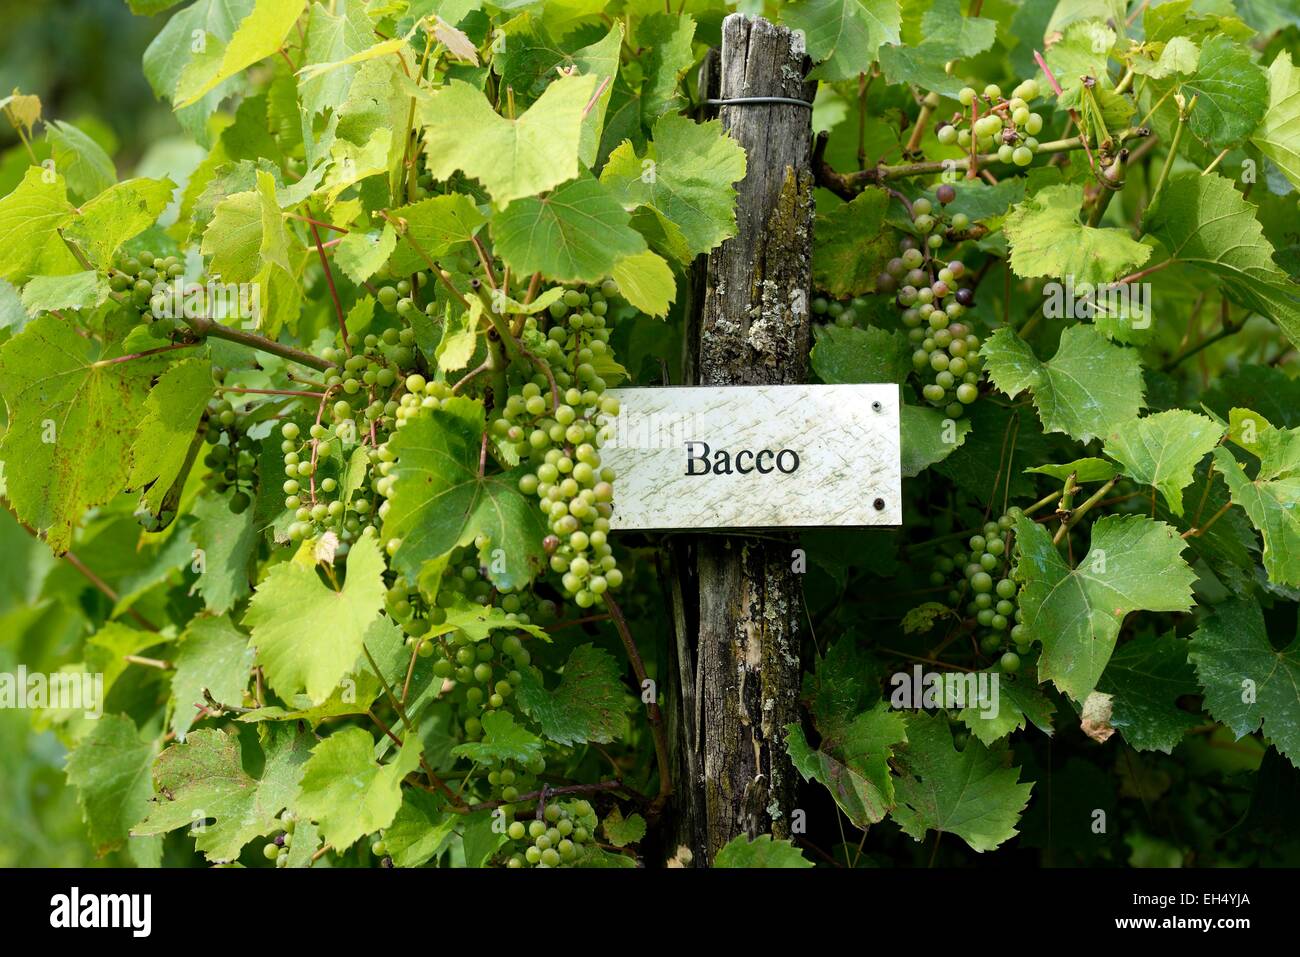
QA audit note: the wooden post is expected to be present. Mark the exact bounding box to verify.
[668,13,815,864]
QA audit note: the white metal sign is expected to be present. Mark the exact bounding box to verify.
[602,384,902,530]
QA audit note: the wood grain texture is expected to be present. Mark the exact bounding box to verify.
[689,13,815,863]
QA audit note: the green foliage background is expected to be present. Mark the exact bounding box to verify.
[1,0,1299,869]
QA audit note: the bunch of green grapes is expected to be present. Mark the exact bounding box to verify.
[877,192,984,418]
[202,398,257,514]
[809,295,870,327]
[504,799,599,868]
[928,508,1029,672]
[108,249,187,338]
[279,331,427,547]
[494,284,623,608]
[262,810,299,868]
[936,79,1045,167]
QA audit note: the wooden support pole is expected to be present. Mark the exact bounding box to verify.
[668,13,815,865]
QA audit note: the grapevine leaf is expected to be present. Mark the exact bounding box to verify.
[298,0,371,117]
[1189,596,1300,764]
[1143,173,1300,349]
[1206,364,1300,429]
[610,250,675,317]
[143,0,253,138]
[200,184,265,283]
[1212,428,1300,587]
[383,398,547,590]
[19,271,110,313]
[0,90,41,135]
[492,173,647,283]
[242,533,388,703]
[1043,20,1117,100]
[385,788,456,867]
[435,298,478,372]
[713,834,814,868]
[1003,184,1151,285]
[45,120,116,202]
[783,0,902,82]
[1131,36,1199,80]
[902,601,948,634]
[174,0,307,108]
[877,0,996,96]
[334,224,397,285]
[934,402,1050,500]
[811,324,909,385]
[1144,0,1254,44]
[1095,632,1199,753]
[638,13,696,123]
[129,358,213,513]
[804,633,884,739]
[427,598,549,643]
[451,710,543,765]
[1102,409,1225,515]
[64,177,176,268]
[419,74,597,208]
[0,278,25,333]
[1182,35,1269,150]
[1013,514,1197,700]
[0,315,162,552]
[65,714,159,857]
[515,643,632,746]
[294,726,423,852]
[957,672,1056,746]
[191,491,257,613]
[599,113,747,262]
[602,807,646,847]
[1025,458,1119,482]
[889,711,1032,853]
[0,167,77,284]
[387,193,485,275]
[170,614,255,741]
[1253,50,1300,192]
[812,187,894,297]
[134,723,313,862]
[459,809,507,867]
[900,403,972,477]
[981,325,1145,443]
[786,703,906,828]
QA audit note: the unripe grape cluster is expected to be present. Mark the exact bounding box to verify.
[277,330,426,548]
[809,294,871,327]
[495,284,624,607]
[936,79,1045,167]
[878,191,985,417]
[504,799,599,868]
[262,810,300,868]
[202,398,257,514]
[110,249,187,339]
[929,509,1029,672]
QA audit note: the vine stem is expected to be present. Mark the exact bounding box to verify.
[1052,478,1118,545]
[378,209,471,310]
[364,649,462,805]
[1116,258,1174,285]
[91,342,199,368]
[1150,94,1197,208]
[1183,501,1233,539]
[813,128,1148,199]
[464,779,638,813]
[310,221,351,355]
[219,386,328,398]
[62,550,159,631]
[602,593,673,814]
[1161,314,1241,371]
[180,314,332,372]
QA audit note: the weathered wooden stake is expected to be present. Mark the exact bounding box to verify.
[667,13,815,864]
